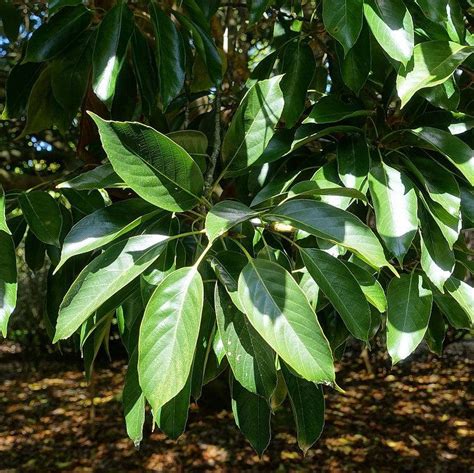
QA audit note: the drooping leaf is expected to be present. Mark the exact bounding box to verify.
[444,277,473,326]
[419,209,455,292]
[301,248,371,342]
[19,191,63,247]
[386,273,433,364]
[337,135,369,191]
[368,162,418,263]
[222,76,284,173]
[206,200,257,242]
[138,267,203,413]
[24,229,46,272]
[230,376,271,456]
[156,374,192,440]
[343,261,387,312]
[363,0,414,65]
[421,78,460,111]
[90,113,204,211]
[322,0,363,55]
[267,199,394,272]
[215,284,277,399]
[287,181,368,203]
[409,127,474,187]
[57,199,160,271]
[150,3,186,110]
[123,349,145,447]
[281,362,325,454]
[92,2,134,108]
[434,290,471,329]
[238,259,335,384]
[424,306,445,356]
[279,40,315,128]
[396,41,474,108]
[303,96,371,125]
[24,5,92,63]
[0,186,17,337]
[54,234,171,342]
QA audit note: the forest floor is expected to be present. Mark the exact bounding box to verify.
[0,341,472,472]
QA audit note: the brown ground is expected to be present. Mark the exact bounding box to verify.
[0,342,472,472]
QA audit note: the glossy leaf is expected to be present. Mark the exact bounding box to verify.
[386,273,433,364]
[409,127,474,187]
[138,267,203,412]
[301,248,371,342]
[19,191,63,247]
[54,234,171,342]
[444,277,473,326]
[396,41,474,108]
[322,0,363,55]
[57,164,122,191]
[92,2,134,108]
[57,199,159,271]
[90,114,204,211]
[215,284,277,399]
[150,3,186,110]
[280,40,315,128]
[424,307,445,356]
[230,376,271,456]
[303,96,371,125]
[267,199,394,272]
[281,362,324,454]
[369,162,418,263]
[24,5,92,63]
[238,259,335,384]
[363,0,414,65]
[206,200,257,242]
[222,76,284,173]
[337,135,369,191]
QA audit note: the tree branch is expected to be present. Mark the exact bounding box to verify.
[204,91,221,198]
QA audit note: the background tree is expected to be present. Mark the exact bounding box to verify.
[0,0,473,454]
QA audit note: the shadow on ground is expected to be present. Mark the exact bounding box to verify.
[0,342,472,472]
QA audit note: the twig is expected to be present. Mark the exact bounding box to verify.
[204,91,221,198]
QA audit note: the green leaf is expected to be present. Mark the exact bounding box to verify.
[322,0,363,55]
[238,259,335,384]
[421,78,460,111]
[396,41,474,108]
[21,66,73,136]
[409,127,474,187]
[24,5,92,63]
[131,27,158,117]
[291,124,362,151]
[280,362,324,454]
[0,187,17,337]
[90,113,204,211]
[24,229,46,272]
[167,130,208,156]
[123,349,145,447]
[150,3,186,110]
[444,277,473,326]
[206,200,257,242]
[287,181,368,203]
[57,199,159,271]
[19,191,63,247]
[0,1,21,42]
[267,199,394,272]
[343,261,387,313]
[50,30,95,112]
[156,374,192,440]
[222,76,284,173]
[337,135,369,191]
[303,96,371,125]
[138,267,203,412]
[368,162,418,263]
[248,0,272,25]
[215,284,277,399]
[54,234,170,342]
[363,0,414,66]
[230,376,271,456]
[280,40,315,128]
[338,22,371,94]
[57,163,123,191]
[419,209,455,292]
[301,248,371,342]
[386,273,433,364]
[424,307,445,356]
[434,290,470,329]
[92,2,134,108]
[1,62,42,119]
